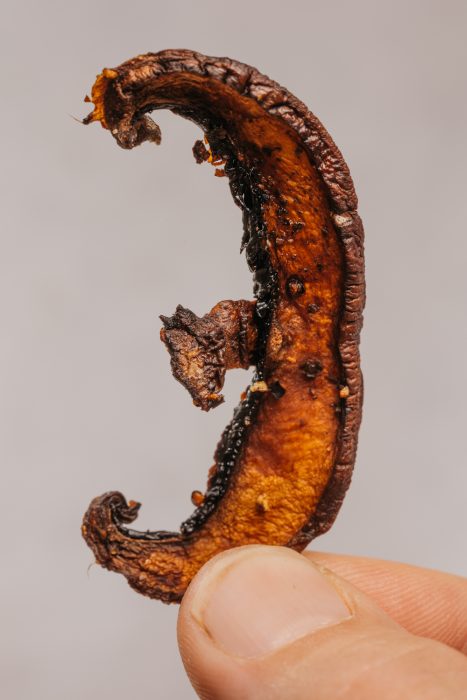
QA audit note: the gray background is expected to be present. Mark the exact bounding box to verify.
[1,1,466,698]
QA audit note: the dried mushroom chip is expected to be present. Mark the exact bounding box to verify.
[81,49,365,604]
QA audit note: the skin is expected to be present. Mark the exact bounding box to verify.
[177,546,467,699]
[81,50,364,603]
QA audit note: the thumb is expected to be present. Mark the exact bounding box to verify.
[177,545,467,700]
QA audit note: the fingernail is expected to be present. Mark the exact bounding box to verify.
[191,546,351,658]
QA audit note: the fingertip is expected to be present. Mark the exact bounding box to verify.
[180,545,351,659]
[177,545,364,699]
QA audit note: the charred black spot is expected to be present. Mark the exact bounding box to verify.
[291,221,305,234]
[301,359,323,381]
[270,381,286,399]
[286,276,305,298]
[307,303,320,314]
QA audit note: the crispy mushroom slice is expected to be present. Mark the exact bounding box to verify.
[81,49,365,604]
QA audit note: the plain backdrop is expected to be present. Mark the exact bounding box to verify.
[1,1,466,698]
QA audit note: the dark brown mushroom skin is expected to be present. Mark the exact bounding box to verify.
[81,49,365,604]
